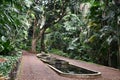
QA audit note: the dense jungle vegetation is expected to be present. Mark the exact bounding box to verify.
[0,0,120,69]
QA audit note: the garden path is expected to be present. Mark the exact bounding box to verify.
[16,51,120,80]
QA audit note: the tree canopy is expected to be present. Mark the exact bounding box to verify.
[0,0,120,69]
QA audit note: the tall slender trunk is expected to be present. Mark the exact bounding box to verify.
[115,7,120,69]
[31,18,37,53]
[118,48,120,69]
[31,14,46,53]
[117,18,120,69]
[40,28,47,52]
[31,38,37,53]
[108,48,112,67]
[31,27,47,53]
[40,30,45,52]
[118,41,120,69]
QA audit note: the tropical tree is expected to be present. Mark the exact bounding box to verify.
[45,0,120,69]
[84,0,120,68]
[27,0,81,53]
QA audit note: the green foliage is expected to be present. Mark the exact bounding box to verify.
[0,0,30,55]
[0,51,22,77]
[83,0,120,67]
[46,31,65,51]
[0,37,14,55]
[1,0,120,69]
[49,49,68,57]
[45,0,120,68]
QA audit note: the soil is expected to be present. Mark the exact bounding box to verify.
[16,51,120,80]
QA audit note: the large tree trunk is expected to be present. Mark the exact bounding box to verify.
[40,27,48,52]
[31,38,37,53]
[40,30,45,52]
[31,15,46,53]
[31,18,37,53]
[117,23,120,69]
[118,44,120,69]
[108,48,112,67]
[31,27,46,53]
[116,11,120,69]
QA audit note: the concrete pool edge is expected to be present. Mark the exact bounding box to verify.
[47,64,101,79]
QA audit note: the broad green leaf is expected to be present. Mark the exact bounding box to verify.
[88,34,98,43]
[24,0,33,8]
[0,44,4,52]
[1,36,7,42]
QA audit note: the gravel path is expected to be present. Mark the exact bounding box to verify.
[16,51,120,80]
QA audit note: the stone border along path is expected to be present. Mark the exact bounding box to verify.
[16,51,120,80]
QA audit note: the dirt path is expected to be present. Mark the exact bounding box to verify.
[16,51,79,80]
[16,51,120,80]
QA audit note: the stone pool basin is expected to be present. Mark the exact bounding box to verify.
[48,63,101,79]
[37,53,101,79]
